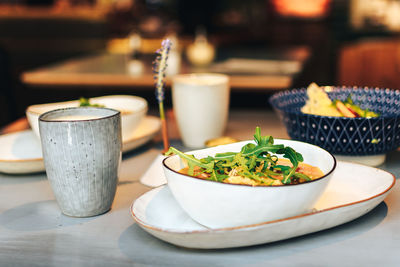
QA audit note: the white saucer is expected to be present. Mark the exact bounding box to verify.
[0,116,161,174]
[131,161,395,249]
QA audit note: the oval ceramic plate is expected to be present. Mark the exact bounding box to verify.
[0,116,160,174]
[131,161,395,249]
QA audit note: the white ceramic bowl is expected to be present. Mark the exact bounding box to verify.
[26,95,148,141]
[163,139,336,229]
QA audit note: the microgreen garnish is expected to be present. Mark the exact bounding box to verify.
[79,97,104,108]
[165,127,310,185]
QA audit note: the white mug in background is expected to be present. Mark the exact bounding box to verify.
[172,73,230,148]
[39,107,122,217]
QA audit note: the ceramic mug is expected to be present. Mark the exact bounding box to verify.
[39,107,122,217]
[172,73,230,148]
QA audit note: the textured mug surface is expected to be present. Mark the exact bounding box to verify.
[39,107,122,217]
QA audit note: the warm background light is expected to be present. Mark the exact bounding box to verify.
[272,0,331,18]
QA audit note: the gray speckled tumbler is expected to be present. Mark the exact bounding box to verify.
[39,107,122,217]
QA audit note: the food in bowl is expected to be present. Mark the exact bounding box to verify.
[163,127,336,228]
[269,86,400,165]
[166,127,323,186]
[26,95,147,141]
[78,97,105,108]
[79,97,133,116]
[302,83,379,118]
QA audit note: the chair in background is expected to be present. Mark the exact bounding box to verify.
[338,38,400,90]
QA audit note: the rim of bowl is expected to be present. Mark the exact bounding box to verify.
[163,138,337,188]
[39,107,120,122]
[269,86,399,120]
[27,95,148,116]
[172,73,229,85]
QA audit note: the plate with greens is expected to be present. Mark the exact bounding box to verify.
[131,160,395,249]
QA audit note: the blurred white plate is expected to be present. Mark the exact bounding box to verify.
[131,161,395,249]
[26,94,148,141]
[0,130,44,174]
[122,116,161,152]
[0,116,160,174]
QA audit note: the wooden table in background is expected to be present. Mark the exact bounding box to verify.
[21,46,310,91]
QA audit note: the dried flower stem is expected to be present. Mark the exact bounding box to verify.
[153,39,172,152]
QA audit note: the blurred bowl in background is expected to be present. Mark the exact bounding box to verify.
[26,95,148,141]
[269,86,400,166]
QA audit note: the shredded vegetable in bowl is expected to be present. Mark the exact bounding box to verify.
[165,127,323,186]
[301,83,379,118]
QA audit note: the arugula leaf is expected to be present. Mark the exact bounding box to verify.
[248,155,257,170]
[214,152,237,160]
[254,127,262,144]
[242,144,285,157]
[293,172,311,181]
[275,147,304,184]
[274,165,291,172]
[254,126,274,145]
[210,171,228,182]
[165,147,214,175]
